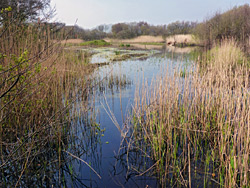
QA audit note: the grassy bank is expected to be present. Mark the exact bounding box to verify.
[123,39,250,187]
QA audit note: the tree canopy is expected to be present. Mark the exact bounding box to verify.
[0,0,51,20]
[195,4,250,47]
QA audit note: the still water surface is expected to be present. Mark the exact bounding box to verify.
[68,47,193,187]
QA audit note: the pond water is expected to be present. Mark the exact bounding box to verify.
[67,47,194,187]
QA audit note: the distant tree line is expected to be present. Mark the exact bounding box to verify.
[62,25,110,41]
[111,21,196,39]
[62,21,197,41]
[194,4,250,48]
[111,22,167,39]
[166,21,197,36]
[47,3,250,49]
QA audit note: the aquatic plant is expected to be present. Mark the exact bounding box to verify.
[122,39,250,187]
[114,50,121,55]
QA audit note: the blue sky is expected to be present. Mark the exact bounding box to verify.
[50,0,250,29]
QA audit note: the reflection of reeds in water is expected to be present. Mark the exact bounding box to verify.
[94,73,133,96]
[107,74,132,90]
[122,39,250,187]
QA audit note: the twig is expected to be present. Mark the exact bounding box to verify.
[211,178,224,186]
[0,75,20,99]
[14,142,33,188]
[63,150,101,179]
[136,159,160,177]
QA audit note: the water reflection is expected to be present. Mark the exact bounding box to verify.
[0,48,194,187]
[68,48,195,187]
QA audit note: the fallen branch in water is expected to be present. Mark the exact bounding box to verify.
[63,150,102,179]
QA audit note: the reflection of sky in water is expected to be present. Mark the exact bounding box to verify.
[70,49,194,187]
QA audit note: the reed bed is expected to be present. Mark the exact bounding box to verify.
[0,10,99,187]
[124,39,250,187]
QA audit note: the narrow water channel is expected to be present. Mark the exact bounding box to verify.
[67,47,194,187]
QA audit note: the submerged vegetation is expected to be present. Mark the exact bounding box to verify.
[120,39,250,187]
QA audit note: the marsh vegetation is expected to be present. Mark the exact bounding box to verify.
[119,39,250,187]
[0,5,104,187]
[1,1,250,187]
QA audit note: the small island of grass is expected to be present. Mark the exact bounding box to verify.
[79,40,111,47]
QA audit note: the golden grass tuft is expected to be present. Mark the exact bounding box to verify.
[208,39,247,68]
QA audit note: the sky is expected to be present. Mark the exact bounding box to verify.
[50,0,250,29]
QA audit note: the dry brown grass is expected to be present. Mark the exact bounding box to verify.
[166,34,197,44]
[105,35,165,44]
[106,34,200,47]
[60,38,85,44]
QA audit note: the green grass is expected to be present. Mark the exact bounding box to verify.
[119,43,131,47]
[79,40,111,47]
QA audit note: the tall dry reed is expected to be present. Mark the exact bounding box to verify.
[0,9,98,187]
[124,39,250,187]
